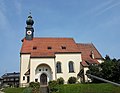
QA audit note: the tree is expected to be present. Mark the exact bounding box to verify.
[105,55,111,61]
[87,64,103,83]
[87,56,120,83]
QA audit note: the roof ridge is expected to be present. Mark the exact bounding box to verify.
[91,43,103,59]
[33,37,74,39]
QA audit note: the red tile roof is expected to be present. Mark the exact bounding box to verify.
[20,38,81,57]
[77,43,102,60]
[21,38,103,66]
[80,61,89,67]
[77,43,103,67]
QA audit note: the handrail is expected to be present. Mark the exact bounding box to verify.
[86,74,120,87]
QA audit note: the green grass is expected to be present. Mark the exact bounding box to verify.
[2,83,120,93]
[57,83,120,93]
[3,87,25,93]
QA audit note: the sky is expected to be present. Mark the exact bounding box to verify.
[0,0,120,76]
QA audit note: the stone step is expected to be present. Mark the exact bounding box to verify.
[40,86,48,93]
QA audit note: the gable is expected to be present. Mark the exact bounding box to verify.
[77,43,103,66]
[77,43,102,60]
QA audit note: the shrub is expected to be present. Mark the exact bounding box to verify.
[48,80,59,93]
[29,82,40,88]
[68,77,77,84]
[29,82,40,93]
[48,80,58,88]
[57,77,64,84]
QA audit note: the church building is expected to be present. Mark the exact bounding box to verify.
[20,15,103,87]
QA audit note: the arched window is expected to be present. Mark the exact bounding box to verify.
[69,61,74,73]
[56,62,62,73]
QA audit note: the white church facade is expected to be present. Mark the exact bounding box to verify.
[20,15,103,87]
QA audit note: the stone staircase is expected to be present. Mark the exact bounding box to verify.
[40,85,49,93]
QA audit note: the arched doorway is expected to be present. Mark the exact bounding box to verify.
[40,73,47,85]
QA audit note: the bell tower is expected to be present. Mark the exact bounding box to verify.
[25,13,34,40]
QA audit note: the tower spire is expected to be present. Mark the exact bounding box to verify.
[29,10,31,15]
[25,12,34,40]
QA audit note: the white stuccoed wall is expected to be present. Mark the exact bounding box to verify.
[55,53,82,83]
[97,59,104,64]
[20,53,83,86]
[35,65,52,83]
[30,58,56,82]
[84,67,92,82]
[20,54,30,86]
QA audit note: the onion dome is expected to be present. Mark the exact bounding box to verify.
[26,15,34,26]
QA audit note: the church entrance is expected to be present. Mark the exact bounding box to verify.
[40,73,47,85]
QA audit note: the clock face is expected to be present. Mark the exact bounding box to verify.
[27,30,32,35]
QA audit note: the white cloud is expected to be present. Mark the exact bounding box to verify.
[95,1,120,16]
[90,0,113,15]
[81,0,113,17]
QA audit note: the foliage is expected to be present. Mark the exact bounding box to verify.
[105,55,111,61]
[29,82,40,93]
[87,64,103,83]
[87,55,120,83]
[29,82,40,88]
[57,77,64,84]
[48,80,59,93]
[68,77,77,84]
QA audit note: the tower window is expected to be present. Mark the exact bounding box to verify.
[48,46,52,50]
[61,46,66,49]
[33,46,37,50]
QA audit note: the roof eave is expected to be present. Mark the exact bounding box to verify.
[20,52,31,54]
[30,56,55,58]
[55,52,81,54]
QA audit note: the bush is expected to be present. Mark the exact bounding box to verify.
[57,77,64,84]
[68,77,77,84]
[29,82,40,88]
[29,82,40,93]
[48,80,59,93]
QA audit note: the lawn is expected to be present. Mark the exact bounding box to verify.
[57,83,120,93]
[2,83,120,93]
[3,87,25,93]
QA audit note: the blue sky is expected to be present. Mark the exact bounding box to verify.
[0,0,120,76]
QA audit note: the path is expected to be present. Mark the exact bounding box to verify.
[40,85,48,93]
